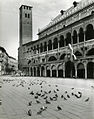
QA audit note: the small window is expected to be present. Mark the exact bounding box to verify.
[29,7,31,10]
[28,14,30,18]
[25,13,27,17]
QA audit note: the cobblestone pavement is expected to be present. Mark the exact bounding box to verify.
[0,76,94,119]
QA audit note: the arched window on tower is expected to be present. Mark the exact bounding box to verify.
[66,32,71,46]
[53,38,58,49]
[79,28,84,42]
[85,24,94,41]
[59,35,64,47]
[73,30,77,44]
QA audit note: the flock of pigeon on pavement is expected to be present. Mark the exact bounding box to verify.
[1,78,94,117]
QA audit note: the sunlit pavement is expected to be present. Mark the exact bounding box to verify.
[0,76,94,119]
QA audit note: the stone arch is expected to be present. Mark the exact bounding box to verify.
[65,61,75,78]
[53,37,58,49]
[58,64,63,77]
[87,62,94,79]
[66,32,71,46]
[48,40,52,51]
[85,24,94,41]
[59,35,64,47]
[77,63,85,78]
[79,28,84,42]
[51,65,57,77]
[48,56,57,61]
[73,30,77,44]
[86,48,94,56]
[46,66,50,77]
[60,53,66,60]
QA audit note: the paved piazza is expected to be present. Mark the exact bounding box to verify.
[0,76,94,119]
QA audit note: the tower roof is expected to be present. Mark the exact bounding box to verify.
[19,5,33,10]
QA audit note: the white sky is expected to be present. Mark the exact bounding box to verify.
[0,0,81,59]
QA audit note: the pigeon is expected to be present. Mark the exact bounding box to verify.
[36,92,41,96]
[50,97,53,101]
[61,95,64,98]
[85,97,89,102]
[41,90,43,92]
[65,91,67,94]
[37,110,42,115]
[36,100,40,104]
[45,100,51,104]
[54,90,57,93]
[71,92,74,96]
[48,90,51,93]
[67,94,70,98]
[34,96,38,99]
[57,106,62,111]
[56,89,59,91]
[91,86,94,88]
[53,97,57,101]
[28,101,32,106]
[27,109,32,116]
[44,96,48,100]
[30,91,34,95]
[55,85,58,87]
[74,94,81,98]
[40,106,47,111]
[41,94,45,97]
[71,88,74,90]
[55,94,58,97]
[28,87,30,90]
[44,91,48,94]
[64,97,67,100]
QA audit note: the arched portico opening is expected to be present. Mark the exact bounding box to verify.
[52,65,57,77]
[65,61,75,78]
[31,67,32,76]
[34,67,36,76]
[41,66,45,76]
[77,63,85,78]
[87,62,94,79]
[46,66,50,77]
[37,67,40,76]
[58,65,63,77]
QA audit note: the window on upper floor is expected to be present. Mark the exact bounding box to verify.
[28,14,30,18]
[25,13,27,18]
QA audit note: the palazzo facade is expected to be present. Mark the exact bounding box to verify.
[18,0,94,79]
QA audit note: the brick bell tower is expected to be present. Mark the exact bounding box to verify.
[19,5,33,46]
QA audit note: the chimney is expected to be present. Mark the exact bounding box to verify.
[73,1,78,7]
[60,10,65,15]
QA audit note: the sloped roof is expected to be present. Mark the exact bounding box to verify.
[39,0,94,33]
